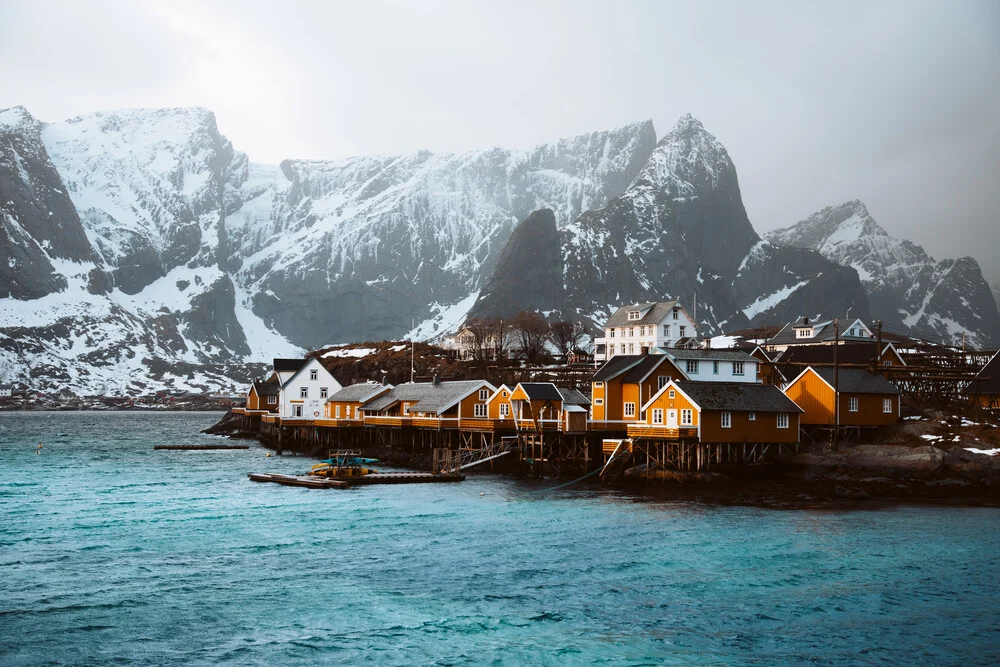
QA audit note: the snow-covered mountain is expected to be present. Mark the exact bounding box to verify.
[473,115,869,333]
[766,201,999,347]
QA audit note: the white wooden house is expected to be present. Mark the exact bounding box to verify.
[277,358,343,420]
[594,301,698,362]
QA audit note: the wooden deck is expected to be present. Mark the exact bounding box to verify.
[626,425,698,440]
[248,471,464,488]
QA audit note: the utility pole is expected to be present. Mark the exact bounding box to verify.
[873,319,882,374]
[833,318,840,450]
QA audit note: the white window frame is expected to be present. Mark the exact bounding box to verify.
[479,388,490,401]
[609,329,615,338]
[320,387,328,399]
[777,413,788,428]
[686,360,699,374]
[628,311,640,321]
[733,361,744,376]
[335,405,341,418]
[267,395,277,405]
[713,360,719,374]
[672,308,679,320]
[652,408,664,425]
[594,381,604,388]
[681,409,693,426]
[620,344,626,354]
[883,398,892,413]
[663,325,669,336]
[657,376,669,389]
[628,327,634,337]
[849,396,859,412]
[474,403,487,418]
[679,325,686,338]
[883,360,892,367]
[748,412,756,421]
[310,369,318,381]
[624,402,636,418]
[292,405,303,418]
[594,398,604,406]
[721,411,731,428]
[499,403,510,418]
[668,389,675,399]
[628,343,634,354]
[299,387,308,399]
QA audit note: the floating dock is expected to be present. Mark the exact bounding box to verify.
[247,471,463,488]
[155,444,251,450]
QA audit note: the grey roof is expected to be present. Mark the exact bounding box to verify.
[328,383,391,403]
[661,348,756,363]
[591,354,648,382]
[675,381,804,413]
[621,354,675,384]
[558,387,591,407]
[273,358,307,372]
[767,318,874,347]
[604,301,679,328]
[518,382,563,401]
[807,367,901,395]
[361,380,493,415]
[251,378,280,397]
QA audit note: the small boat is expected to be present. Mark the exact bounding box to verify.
[308,450,379,479]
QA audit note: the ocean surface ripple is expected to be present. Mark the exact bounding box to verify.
[1,412,998,665]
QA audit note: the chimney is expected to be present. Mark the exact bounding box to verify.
[432,374,441,386]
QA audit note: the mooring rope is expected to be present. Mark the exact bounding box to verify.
[524,466,603,494]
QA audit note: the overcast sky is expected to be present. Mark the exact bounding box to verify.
[2,0,998,277]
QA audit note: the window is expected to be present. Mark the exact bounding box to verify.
[668,389,675,399]
[652,408,664,424]
[686,360,699,374]
[679,325,686,337]
[609,329,615,338]
[883,360,892,367]
[299,387,308,399]
[309,369,318,380]
[474,403,487,417]
[499,403,510,418]
[796,328,813,339]
[681,409,693,426]
[624,402,636,418]
[292,405,303,417]
[777,413,788,428]
[628,310,640,320]
[320,387,328,398]
[479,389,490,401]
[673,308,679,320]
[628,327,634,337]
[594,381,603,388]
[267,395,277,405]
[620,344,626,354]
[748,412,756,421]
[849,396,859,412]
[502,390,508,397]
[721,411,731,428]
[594,398,603,406]
[663,325,669,337]
[639,326,645,336]
[883,398,893,413]
[733,361,744,376]
[335,405,341,418]
[628,343,634,354]
[713,360,719,374]
[657,376,669,389]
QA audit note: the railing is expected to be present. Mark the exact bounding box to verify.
[626,425,698,440]
[516,418,561,431]
[364,416,404,427]
[587,420,634,431]
[314,418,363,428]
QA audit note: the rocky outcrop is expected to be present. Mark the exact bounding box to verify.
[767,200,999,347]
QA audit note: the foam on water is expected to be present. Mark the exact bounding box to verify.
[1,412,999,665]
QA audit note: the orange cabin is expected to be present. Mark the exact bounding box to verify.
[783,367,901,426]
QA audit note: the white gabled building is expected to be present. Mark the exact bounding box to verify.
[594,301,698,362]
[277,357,343,420]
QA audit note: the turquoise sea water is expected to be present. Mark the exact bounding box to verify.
[1,412,998,665]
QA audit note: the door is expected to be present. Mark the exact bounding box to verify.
[667,409,678,428]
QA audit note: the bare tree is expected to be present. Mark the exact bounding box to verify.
[550,320,588,362]
[462,317,492,361]
[487,317,510,361]
[512,311,551,363]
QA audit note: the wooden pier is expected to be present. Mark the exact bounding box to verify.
[248,473,347,488]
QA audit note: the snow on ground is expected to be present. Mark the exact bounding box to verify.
[322,347,376,359]
[231,280,303,361]
[407,291,480,341]
[742,280,811,320]
[709,335,739,349]
[965,448,1000,456]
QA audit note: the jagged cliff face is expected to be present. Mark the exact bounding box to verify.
[767,201,999,347]
[225,121,657,344]
[477,115,870,333]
